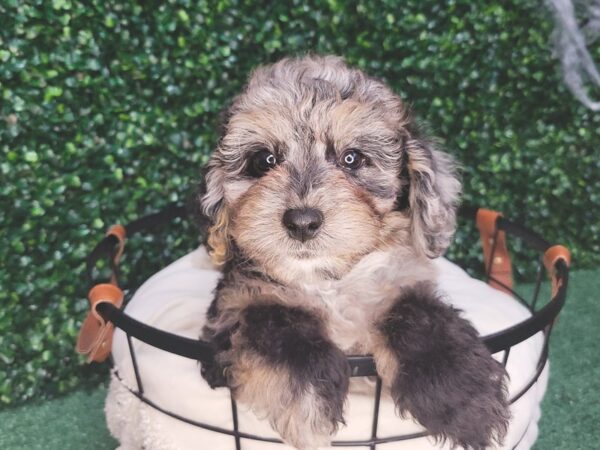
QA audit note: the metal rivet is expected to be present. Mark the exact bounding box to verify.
[494,256,503,264]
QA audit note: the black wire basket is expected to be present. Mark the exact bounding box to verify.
[77,203,571,450]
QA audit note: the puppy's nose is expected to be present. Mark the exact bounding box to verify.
[282,208,323,242]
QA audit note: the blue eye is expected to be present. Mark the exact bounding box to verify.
[341,149,365,169]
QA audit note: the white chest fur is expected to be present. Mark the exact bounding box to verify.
[300,249,436,353]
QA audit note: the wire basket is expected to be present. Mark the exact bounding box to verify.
[77,204,571,450]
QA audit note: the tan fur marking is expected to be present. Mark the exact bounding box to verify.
[370,331,401,389]
[207,208,230,266]
[227,341,340,450]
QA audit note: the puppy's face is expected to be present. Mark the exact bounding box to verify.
[201,56,460,283]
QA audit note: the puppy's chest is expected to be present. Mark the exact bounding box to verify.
[300,251,436,352]
[303,280,394,353]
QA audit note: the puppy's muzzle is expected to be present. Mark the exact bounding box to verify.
[282,208,324,242]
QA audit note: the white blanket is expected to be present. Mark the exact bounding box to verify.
[105,247,548,450]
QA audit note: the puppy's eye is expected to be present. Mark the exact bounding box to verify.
[249,149,277,176]
[340,149,365,170]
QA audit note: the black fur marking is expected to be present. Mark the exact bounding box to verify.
[200,298,240,388]
[378,282,510,450]
[339,84,353,100]
[325,135,400,202]
[353,176,396,200]
[395,130,436,214]
[325,137,336,163]
[201,246,281,388]
[395,150,410,211]
[205,296,220,321]
[200,323,237,388]
[240,303,350,423]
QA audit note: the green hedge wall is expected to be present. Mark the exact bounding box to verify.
[1,0,599,407]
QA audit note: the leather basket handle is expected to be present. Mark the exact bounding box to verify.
[543,245,571,298]
[476,209,514,295]
[77,283,124,362]
[106,224,126,285]
[77,224,126,363]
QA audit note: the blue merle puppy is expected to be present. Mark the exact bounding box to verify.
[198,55,509,450]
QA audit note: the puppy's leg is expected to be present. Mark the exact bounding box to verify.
[205,302,349,450]
[373,282,509,450]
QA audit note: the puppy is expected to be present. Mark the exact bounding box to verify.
[198,55,509,450]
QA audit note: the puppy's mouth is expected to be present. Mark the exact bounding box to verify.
[290,248,319,260]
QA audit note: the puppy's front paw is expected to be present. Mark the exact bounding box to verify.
[270,380,344,450]
[395,347,509,450]
[231,350,348,449]
[376,284,510,449]
[232,304,350,449]
[200,353,228,388]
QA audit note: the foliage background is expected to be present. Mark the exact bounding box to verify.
[1,0,598,406]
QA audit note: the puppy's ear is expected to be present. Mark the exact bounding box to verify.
[401,137,461,258]
[193,98,240,266]
[197,161,231,266]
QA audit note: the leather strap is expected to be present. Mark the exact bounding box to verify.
[77,222,126,363]
[106,224,126,285]
[76,283,124,362]
[543,245,571,298]
[78,206,188,363]
[476,209,514,295]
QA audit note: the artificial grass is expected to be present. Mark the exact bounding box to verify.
[1,268,598,450]
[0,384,117,450]
[532,268,600,450]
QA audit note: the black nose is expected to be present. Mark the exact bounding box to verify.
[282,208,324,242]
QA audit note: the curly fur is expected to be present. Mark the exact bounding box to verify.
[374,282,510,450]
[197,55,508,449]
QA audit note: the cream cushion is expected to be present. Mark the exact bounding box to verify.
[105,247,548,450]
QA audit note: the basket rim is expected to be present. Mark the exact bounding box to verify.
[86,203,570,448]
[90,204,569,371]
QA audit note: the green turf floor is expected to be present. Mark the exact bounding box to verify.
[0,385,117,450]
[1,269,598,450]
